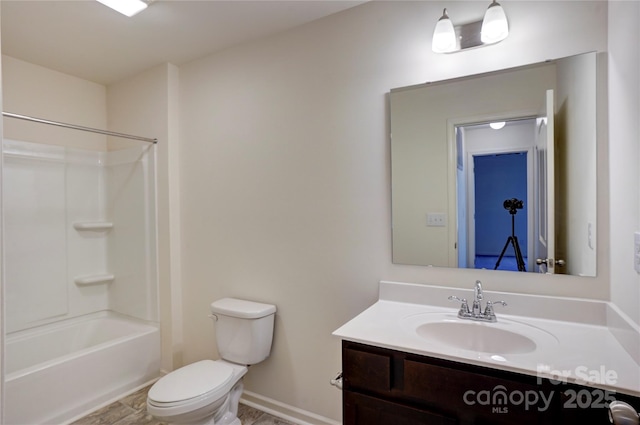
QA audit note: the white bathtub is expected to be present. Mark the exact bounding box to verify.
[4,311,161,425]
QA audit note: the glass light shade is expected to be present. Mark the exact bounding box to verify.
[490,121,506,130]
[481,1,509,44]
[432,9,457,53]
[97,0,148,17]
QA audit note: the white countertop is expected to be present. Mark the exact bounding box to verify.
[333,281,640,397]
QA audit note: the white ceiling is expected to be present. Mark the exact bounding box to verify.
[1,0,363,85]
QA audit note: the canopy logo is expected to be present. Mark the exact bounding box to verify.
[463,385,554,412]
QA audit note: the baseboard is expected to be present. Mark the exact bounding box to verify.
[240,390,340,425]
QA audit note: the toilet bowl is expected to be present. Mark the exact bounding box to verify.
[147,298,276,425]
[147,360,247,425]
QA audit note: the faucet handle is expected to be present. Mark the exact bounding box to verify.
[484,300,507,316]
[448,295,470,314]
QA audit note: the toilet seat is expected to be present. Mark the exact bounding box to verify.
[148,360,237,414]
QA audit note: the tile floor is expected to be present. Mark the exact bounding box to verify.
[70,385,295,425]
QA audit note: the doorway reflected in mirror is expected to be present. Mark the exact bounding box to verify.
[456,120,532,272]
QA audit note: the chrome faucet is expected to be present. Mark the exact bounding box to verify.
[472,280,483,315]
[448,280,507,322]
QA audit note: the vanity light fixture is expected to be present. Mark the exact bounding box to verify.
[432,9,457,53]
[481,1,510,44]
[96,0,148,17]
[431,1,509,53]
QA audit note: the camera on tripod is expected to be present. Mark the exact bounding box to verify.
[503,198,524,214]
[495,197,526,272]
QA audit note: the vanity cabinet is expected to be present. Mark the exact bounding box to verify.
[342,340,640,425]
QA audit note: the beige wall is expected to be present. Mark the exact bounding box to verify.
[2,55,106,150]
[177,1,610,422]
[609,0,640,326]
[106,63,182,372]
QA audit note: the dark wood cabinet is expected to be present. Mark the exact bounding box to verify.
[342,340,640,425]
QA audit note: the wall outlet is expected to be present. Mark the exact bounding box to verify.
[427,213,447,227]
[635,232,640,273]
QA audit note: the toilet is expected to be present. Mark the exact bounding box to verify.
[147,298,277,425]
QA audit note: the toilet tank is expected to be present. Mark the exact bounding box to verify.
[210,298,277,365]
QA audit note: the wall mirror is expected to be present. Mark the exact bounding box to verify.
[390,52,597,276]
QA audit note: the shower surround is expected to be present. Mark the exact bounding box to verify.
[2,138,160,424]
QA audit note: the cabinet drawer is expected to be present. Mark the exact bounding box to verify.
[343,345,392,393]
[344,391,457,425]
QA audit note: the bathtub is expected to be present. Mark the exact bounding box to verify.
[4,311,161,425]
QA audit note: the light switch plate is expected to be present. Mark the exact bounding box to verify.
[426,213,446,227]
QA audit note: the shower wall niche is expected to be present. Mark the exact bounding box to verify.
[3,138,158,333]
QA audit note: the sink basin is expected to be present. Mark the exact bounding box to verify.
[416,321,537,354]
[401,312,558,355]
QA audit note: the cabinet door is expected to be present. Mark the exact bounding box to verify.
[343,344,392,394]
[403,358,560,424]
[344,391,456,425]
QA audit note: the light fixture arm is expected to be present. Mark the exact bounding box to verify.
[439,8,450,22]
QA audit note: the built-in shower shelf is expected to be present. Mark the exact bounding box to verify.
[73,222,114,231]
[74,274,115,286]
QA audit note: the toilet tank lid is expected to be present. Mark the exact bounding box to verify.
[210,298,276,319]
